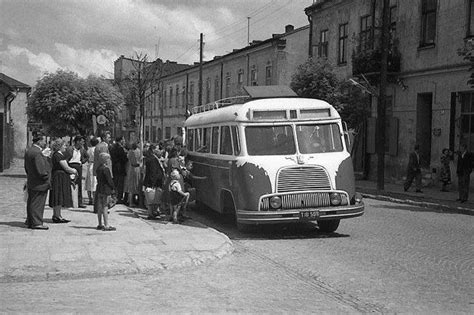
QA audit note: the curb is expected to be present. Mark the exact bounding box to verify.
[0,207,234,283]
[360,192,474,216]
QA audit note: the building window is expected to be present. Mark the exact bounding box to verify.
[157,127,162,141]
[237,69,244,86]
[175,84,179,107]
[214,77,220,101]
[205,78,211,104]
[360,15,372,52]
[165,127,171,139]
[338,23,348,64]
[461,92,474,150]
[265,65,272,85]
[225,73,231,97]
[169,86,173,108]
[250,67,257,86]
[182,87,185,107]
[469,0,474,37]
[145,126,150,141]
[420,0,437,46]
[319,29,328,57]
[189,82,194,106]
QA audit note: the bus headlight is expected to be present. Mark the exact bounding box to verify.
[270,196,282,209]
[329,193,342,206]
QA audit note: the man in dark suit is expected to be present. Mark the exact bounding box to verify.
[109,136,128,203]
[65,135,88,208]
[404,144,422,193]
[24,132,51,229]
[456,143,473,203]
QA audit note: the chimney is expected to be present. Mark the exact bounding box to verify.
[285,24,294,33]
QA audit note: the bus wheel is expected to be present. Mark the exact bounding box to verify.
[317,219,340,233]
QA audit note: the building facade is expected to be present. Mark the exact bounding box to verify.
[306,0,474,186]
[143,24,309,142]
[0,73,31,171]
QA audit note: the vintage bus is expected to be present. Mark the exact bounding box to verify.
[184,86,364,232]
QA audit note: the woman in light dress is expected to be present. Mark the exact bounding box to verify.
[85,137,99,205]
[124,142,142,205]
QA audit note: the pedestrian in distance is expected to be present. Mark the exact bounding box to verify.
[169,169,190,224]
[404,144,423,193]
[440,148,452,192]
[49,138,77,223]
[24,132,52,230]
[95,152,116,231]
[456,143,473,203]
[65,135,88,208]
[85,137,99,205]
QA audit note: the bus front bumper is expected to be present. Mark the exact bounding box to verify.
[236,202,364,225]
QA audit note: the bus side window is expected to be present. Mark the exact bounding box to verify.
[220,126,233,155]
[231,126,241,156]
[204,127,211,153]
[211,126,219,154]
[187,129,194,151]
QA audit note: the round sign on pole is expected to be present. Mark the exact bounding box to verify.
[96,115,107,125]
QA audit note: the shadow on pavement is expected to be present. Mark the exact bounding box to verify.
[0,221,29,228]
[188,205,350,241]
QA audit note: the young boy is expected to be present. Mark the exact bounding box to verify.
[169,169,190,224]
[95,153,116,231]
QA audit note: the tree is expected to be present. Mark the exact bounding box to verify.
[28,70,124,136]
[290,58,370,129]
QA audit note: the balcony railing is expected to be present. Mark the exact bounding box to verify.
[352,35,401,80]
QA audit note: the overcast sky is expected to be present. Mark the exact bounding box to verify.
[0,0,314,86]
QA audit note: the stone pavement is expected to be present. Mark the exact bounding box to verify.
[0,159,233,283]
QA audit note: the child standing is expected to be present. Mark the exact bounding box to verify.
[169,169,190,224]
[95,152,116,231]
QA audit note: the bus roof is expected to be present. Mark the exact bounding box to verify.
[184,97,341,127]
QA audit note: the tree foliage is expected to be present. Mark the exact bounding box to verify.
[28,70,124,136]
[290,58,370,129]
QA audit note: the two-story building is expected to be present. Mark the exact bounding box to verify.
[143,24,309,142]
[306,0,474,186]
[0,73,31,171]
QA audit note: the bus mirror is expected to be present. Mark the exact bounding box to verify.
[343,122,351,148]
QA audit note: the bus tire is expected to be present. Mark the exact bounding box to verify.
[317,219,340,233]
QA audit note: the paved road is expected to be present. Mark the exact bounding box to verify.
[2,198,472,313]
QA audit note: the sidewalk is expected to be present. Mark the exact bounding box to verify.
[0,159,233,283]
[356,179,474,216]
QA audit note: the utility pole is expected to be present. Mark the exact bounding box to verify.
[376,0,390,191]
[247,17,250,45]
[198,33,203,106]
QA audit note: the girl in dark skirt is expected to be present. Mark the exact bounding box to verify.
[48,138,78,223]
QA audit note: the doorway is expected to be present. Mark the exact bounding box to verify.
[416,93,432,167]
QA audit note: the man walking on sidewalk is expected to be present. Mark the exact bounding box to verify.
[404,144,422,193]
[456,143,473,203]
[24,132,51,230]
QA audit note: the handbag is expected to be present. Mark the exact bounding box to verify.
[107,195,118,209]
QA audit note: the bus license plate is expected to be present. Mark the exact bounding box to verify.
[299,210,320,220]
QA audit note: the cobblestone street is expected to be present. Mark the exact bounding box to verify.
[1,190,473,313]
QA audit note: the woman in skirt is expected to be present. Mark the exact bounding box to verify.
[49,138,78,223]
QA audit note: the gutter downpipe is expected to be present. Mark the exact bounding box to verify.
[307,13,313,58]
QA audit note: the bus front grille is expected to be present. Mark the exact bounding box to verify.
[277,166,331,192]
[260,192,331,211]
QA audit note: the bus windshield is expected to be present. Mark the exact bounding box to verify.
[296,123,343,154]
[245,125,296,155]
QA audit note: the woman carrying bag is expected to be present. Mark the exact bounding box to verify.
[143,144,166,220]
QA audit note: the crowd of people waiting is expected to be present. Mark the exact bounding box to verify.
[24,130,196,231]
